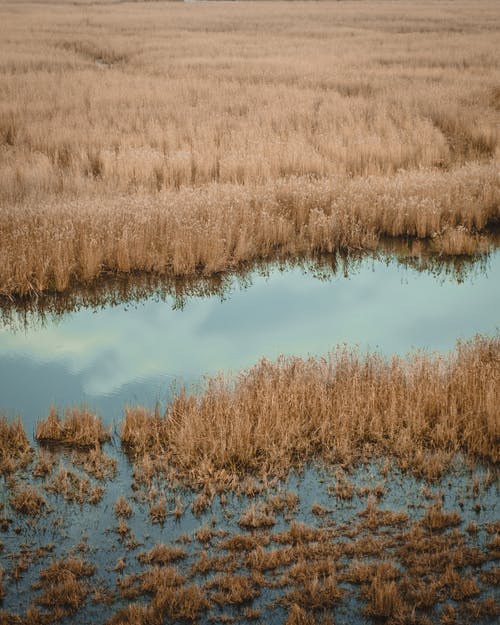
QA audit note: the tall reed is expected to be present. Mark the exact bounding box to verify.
[0,0,499,295]
[121,335,499,486]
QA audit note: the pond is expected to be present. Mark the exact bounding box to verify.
[0,249,499,431]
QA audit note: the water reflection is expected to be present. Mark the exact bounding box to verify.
[0,247,498,429]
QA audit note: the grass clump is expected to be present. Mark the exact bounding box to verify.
[0,417,32,474]
[9,486,47,517]
[36,407,110,448]
[33,557,95,618]
[137,544,186,566]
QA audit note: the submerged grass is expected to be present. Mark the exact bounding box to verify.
[121,335,499,488]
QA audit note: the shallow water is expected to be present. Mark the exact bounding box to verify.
[0,452,498,625]
[0,250,499,431]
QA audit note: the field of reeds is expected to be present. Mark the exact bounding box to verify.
[1,0,499,296]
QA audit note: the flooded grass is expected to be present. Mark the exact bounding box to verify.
[0,326,498,622]
[0,161,497,625]
[35,407,110,449]
[0,442,498,625]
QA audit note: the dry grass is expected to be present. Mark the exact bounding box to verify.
[0,0,499,296]
[238,503,276,530]
[36,407,110,448]
[137,544,186,566]
[9,486,47,517]
[363,574,404,619]
[121,334,499,488]
[71,445,117,480]
[206,573,259,606]
[0,416,32,474]
[0,242,495,333]
[114,496,132,519]
[420,503,462,532]
[432,226,491,256]
[148,493,167,525]
[44,464,104,505]
[33,557,95,618]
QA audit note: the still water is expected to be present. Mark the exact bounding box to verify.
[0,251,499,429]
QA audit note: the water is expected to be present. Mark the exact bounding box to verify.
[0,250,499,430]
[0,249,499,624]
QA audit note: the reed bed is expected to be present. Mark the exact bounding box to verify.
[0,0,499,296]
[121,334,499,487]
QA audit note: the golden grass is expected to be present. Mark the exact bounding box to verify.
[8,486,47,517]
[36,407,110,448]
[33,557,95,619]
[44,464,104,504]
[363,574,404,619]
[0,416,32,474]
[121,334,499,488]
[1,472,499,623]
[0,0,499,296]
[137,544,186,566]
[238,503,276,530]
[114,496,132,519]
[432,226,491,256]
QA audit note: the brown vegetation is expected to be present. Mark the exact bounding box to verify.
[0,0,499,297]
[44,464,104,505]
[238,503,276,530]
[0,417,32,474]
[33,557,95,619]
[121,335,499,488]
[8,487,47,517]
[36,407,110,448]
[114,497,132,519]
[137,544,186,566]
